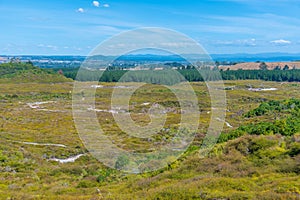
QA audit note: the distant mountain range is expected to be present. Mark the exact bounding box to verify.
[1,53,300,68]
[117,53,300,62]
[211,53,300,62]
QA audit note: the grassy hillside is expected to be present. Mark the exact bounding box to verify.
[0,80,299,199]
[0,62,72,83]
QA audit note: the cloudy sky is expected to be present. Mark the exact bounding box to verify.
[1,0,300,55]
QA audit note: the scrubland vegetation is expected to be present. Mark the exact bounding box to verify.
[0,63,299,199]
[0,62,71,83]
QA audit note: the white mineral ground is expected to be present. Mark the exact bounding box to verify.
[27,101,56,109]
[91,85,133,89]
[27,101,65,112]
[216,117,233,128]
[12,140,67,148]
[87,106,127,114]
[248,88,278,91]
[48,154,85,163]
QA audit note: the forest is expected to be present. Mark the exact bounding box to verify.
[55,67,300,84]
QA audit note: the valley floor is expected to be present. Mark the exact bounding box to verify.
[0,80,299,199]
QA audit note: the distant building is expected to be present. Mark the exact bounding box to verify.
[0,57,8,63]
[154,67,164,70]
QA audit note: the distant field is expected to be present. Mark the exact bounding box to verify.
[219,61,300,70]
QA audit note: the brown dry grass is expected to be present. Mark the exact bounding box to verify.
[219,62,300,70]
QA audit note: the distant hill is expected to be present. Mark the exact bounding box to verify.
[2,53,300,69]
[84,53,300,62]
[211,53,300,62]
[0,62,72,83]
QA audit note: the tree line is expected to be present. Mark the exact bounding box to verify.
[56,67,300,84]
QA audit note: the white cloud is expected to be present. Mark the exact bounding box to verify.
[93,1,100,7]
[37,44,58,50]
[216,38,257,46]
[270,39,291,45]
[160,42,198,48]
[77,8,85,13]
[46,45,57,49]
[103,4,110,8]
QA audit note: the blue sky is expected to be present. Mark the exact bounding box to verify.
[1,0,300,55]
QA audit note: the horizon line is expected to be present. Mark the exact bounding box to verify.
[2,52,300,57]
